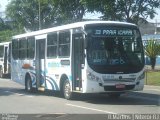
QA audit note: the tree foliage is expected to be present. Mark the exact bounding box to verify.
[54,0,86,24]
[6,0,86,31]
[82,0,160,24]
[5,0,160,31]
[144,39,160,69]
[0,18,11,31]
[0,30,14,42]
[6,0,59,31]
[0,17,13,42]
[0,26,24,42]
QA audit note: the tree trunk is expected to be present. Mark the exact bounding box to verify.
[150,57,156,70]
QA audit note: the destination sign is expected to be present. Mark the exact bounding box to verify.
[94,29,133,36]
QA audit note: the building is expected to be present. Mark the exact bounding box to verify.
[138,19,160,35]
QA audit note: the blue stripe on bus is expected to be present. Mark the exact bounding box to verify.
[46,76,59,90]
[29,72,59,90]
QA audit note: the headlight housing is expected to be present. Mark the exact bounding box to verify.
[137,71,145,81]
[87,71,101,82]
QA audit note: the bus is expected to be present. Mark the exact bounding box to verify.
[0,42,11,78]
[11,21,145,99]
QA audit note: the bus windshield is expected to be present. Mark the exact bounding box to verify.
[87,28,144,74]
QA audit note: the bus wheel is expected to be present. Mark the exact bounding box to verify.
[63,79,72,100]
[25,76,33,92]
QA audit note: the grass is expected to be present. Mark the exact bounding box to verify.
[145,71,160,86]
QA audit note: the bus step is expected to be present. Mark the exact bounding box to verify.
[73,90,82,93]
[38,87,45,91]
[75,87,82,91]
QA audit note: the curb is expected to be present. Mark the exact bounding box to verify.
[144,85,160,90]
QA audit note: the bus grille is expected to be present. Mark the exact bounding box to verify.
[103,78,136,82]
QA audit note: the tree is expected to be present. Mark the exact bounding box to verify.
[6,0,61,31]
[82,0,160,24]
[54,0,86,23]
[6,0,86,31]
[0,30,13,42]
[144,39,160,70]
[0,18,11,31]
[0,17,14,42]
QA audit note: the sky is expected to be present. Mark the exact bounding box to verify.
[0,0,160,22]
[0,0,9,11]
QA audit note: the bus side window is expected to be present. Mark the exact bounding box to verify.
[19,38,27,60]
[58,31,70,57]
[12,39,19,60]
[27,37,35,59]
[47,33,57,58]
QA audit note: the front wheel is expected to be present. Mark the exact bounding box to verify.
[25,76,34,92]
[63,79,73,100]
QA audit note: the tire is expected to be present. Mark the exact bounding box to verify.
[63,79,73,100]
[25,76,33,92]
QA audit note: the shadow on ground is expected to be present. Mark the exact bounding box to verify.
[0,86,159,106]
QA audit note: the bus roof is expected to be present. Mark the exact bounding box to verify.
[0,42,10,46]
[12,21,137,39]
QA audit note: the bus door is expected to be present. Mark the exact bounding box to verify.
[35,35,47,91]
[4,46,8,74]
[72,33,84,91]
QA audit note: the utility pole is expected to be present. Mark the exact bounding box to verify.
[38,0,41,30]
[155,19,157,34]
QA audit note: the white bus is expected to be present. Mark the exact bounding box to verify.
[11,21,145,99]
[0,42,11,78]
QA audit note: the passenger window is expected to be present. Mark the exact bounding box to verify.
[27,37,35,59]
[12,39,19,60]
[59,31,70,57]
[19,38,27,59]
[47,33,57,58]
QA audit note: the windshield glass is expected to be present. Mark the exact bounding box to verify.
[87,29,144,74]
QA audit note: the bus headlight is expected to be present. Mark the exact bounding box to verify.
[87,71,101,82]
[137,72,145,81]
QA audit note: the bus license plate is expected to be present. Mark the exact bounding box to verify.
[116,84,125,89]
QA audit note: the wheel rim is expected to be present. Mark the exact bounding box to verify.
[64,81,71,98]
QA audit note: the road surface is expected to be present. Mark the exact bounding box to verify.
[0,78,159,120]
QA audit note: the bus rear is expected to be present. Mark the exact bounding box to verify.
[0,42,11,78]
[82,22,145,96]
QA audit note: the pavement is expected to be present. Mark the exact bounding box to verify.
[145,85,160,90]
